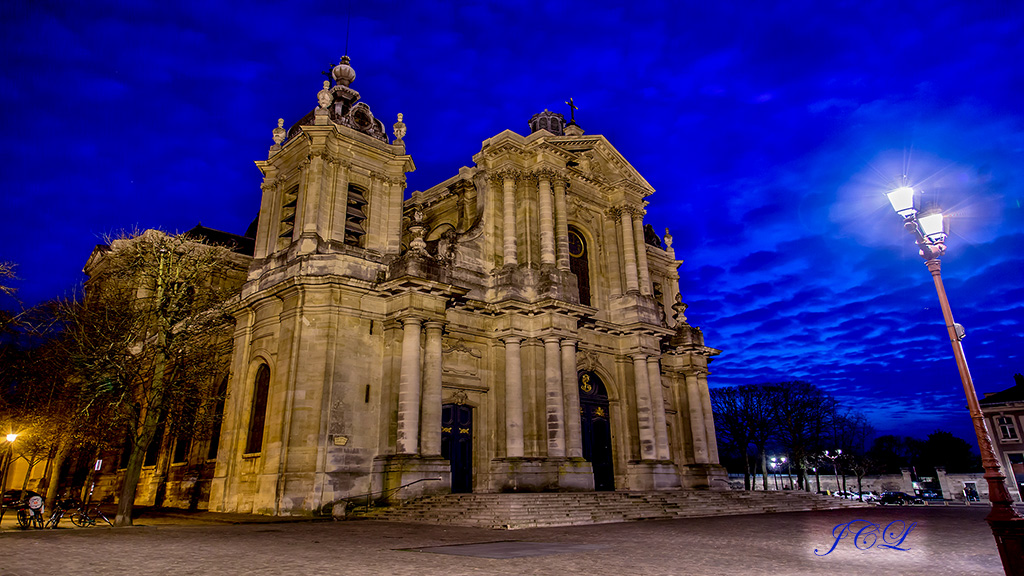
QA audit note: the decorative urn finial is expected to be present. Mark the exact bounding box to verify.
[393,113,407,144]
[317,80,333,109]
[332,55,356,87]
[272,118,286,146]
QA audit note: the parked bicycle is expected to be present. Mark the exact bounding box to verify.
[70,504,113,527]
[44,497,79,529]
[13,494,45,529]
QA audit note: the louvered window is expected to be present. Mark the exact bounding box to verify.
[345,184,368,247]
[279,184,299,239]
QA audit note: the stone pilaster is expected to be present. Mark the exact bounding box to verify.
[396,317,422,455]
[685,373,709,464]
[503,336,525,458]
[561,339,582,458]
[647,356,670,461]
[553,178,570,271]
[537,174,556,265]
[631,208,652,295]
[543,337,566,457]
[619,207,640,293]
[420,322,444,457]
[697,371,719,463]
[502,174,518,266]
[632,353,657,460]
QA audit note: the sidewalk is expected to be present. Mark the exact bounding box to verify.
[0,506,1004,575]
[0,504,326,530]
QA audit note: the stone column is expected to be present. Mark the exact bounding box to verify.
[561,339,583,458]
[631,210,652,295]
[554,179,570,271]
[420,321,444,457]
[685,373,709,464]
[503,336,525,458]
[543,337,566,457]
[502,174,518,266]
[619,208,640,293]
[632,354,656,460]
[397,317,423,455]
[647,357,670,461]
[697,372,719,463]
[538,175,556,265]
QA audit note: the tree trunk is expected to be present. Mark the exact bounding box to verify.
[44,441,71,509]
[115,406,162,527]
[743,453,751,490]
[760,451,768,490]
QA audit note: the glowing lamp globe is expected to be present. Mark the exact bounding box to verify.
[886,186,917,217]
[918,212,946,243]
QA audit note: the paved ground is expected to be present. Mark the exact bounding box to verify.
[0,506,1004,575]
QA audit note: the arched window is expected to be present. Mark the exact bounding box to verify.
[245,365,271,454]
[568,227,592,306]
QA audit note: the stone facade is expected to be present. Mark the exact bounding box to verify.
[68,57,726,516]
[980,374,1024,502]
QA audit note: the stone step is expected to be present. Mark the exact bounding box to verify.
[353,489,869,529]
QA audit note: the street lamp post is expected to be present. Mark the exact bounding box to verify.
[886,185,1024,576]
[0,433,17,526]
[770,458,779,490]
[824,449,841,495]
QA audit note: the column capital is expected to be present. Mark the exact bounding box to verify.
[533,167,557,181]
[501,335,523,345]
[400,316,423,328]
[422,320,445,331]
[492,167,523,182]
[541,335,562,344]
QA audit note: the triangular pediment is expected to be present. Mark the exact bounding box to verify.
[545,135,655,196]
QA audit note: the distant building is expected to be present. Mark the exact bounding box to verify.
[979,373,1024,502]
[80,56,726,515]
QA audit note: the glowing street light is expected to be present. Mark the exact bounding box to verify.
[0,433,17,526]
[824,449,841,495]
[886,185,1024,575]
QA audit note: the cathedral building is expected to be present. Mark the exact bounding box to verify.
[88,57,726,515]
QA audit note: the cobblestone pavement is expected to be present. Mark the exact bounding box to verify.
[0,506,1003,575]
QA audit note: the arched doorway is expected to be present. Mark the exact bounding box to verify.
[442,404,473,493]
[579,371,614,490]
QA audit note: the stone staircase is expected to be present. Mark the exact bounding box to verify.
[352,490,871,529]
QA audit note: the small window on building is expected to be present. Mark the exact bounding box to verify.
[245,364,271,454]
[997,415,1019,441]
[345,184,368,247]
[172,434,191,464]
[144,425,165,467]
[279,184,299,240]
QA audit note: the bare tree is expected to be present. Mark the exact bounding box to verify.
[61,230,235,526]
[711,383,782,490]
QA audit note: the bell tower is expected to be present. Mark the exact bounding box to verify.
[250,56,414,279]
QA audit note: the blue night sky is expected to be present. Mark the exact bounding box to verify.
[2,1,1022,443]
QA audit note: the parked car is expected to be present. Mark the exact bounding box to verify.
[918,490,942,500]
[879,491,924,506]
[857,492,879,502]
[1,489,42,508]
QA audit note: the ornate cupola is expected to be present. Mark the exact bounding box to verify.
[250,56,414,279]
[528,109,565,136]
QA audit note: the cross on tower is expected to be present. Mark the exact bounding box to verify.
[565,97,578,124]
[321,62,335,83]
